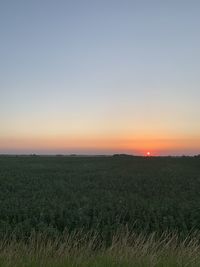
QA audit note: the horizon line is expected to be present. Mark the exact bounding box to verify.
[0,153,199,157]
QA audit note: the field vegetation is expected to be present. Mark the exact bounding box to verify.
[0,155,199,266]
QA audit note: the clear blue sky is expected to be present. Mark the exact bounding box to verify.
[1,0,200,155]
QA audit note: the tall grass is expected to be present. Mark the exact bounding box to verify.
[0,230,200,266]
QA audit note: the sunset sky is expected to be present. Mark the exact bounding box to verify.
[1,1,200,155]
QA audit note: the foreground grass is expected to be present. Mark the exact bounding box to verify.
[0,231,200,267]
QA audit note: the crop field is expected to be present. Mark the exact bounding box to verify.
[0,155,200,266]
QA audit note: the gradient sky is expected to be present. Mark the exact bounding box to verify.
[1,0,200,155]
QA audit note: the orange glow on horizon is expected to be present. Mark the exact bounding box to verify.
[0,134,200,155]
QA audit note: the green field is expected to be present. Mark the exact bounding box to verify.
[0,155,200,266]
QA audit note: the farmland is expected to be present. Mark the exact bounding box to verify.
[0,155,200,266]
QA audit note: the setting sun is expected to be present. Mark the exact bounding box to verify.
[146,152,151,156]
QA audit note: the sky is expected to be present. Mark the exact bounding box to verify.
[0,0,200,155]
